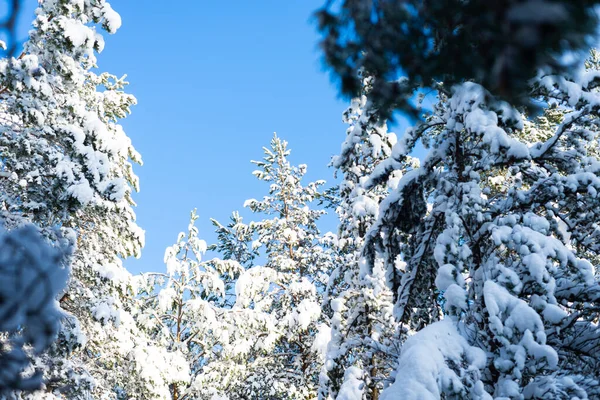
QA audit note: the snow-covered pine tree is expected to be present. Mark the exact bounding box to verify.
[320,76,418,400]
[209,210,259,267]
[193,134,334,399]
[242,134,335,398]
[356,57,600,398]
[0,1,158,397]
[136,209,253,400]
[186,211,283,399]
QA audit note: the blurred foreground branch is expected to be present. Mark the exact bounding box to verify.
[0,0,22,57]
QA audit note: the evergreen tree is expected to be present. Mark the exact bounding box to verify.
[352,58,600,398]
[243,134,333,398]
[136,210,246,400]
[136,136,334,400]
[0,225,69,394]
[0,1,156,397]
[320,76,417,400]
[196,134,335,399]
[187,211,274,399]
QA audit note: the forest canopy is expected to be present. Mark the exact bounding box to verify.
[0,1,600,399]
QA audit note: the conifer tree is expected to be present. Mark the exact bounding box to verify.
[194,134,335,399]
[0,1,156,397]
[352,59,600,398]
[137,136,335,399]
[136,209,249,400]
[320,77,414,400]
[0,225,69,394]
[240,134,333,399]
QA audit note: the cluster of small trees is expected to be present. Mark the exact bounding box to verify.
[135,134,337,399]
[1,1,600,399]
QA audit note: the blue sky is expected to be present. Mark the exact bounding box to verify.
[99,1,352,274]
[13,1,410,274]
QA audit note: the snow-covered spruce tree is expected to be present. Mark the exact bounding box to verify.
[194,134,334,399]
[356,62,600,398]
[320,77,418,400]
[0,1,158,398]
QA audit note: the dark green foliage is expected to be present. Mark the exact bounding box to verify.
[316,0,600,117]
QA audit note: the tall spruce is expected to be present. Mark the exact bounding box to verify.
[231,134,333,398]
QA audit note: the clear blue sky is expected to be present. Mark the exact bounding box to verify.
[14,1,410,274]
